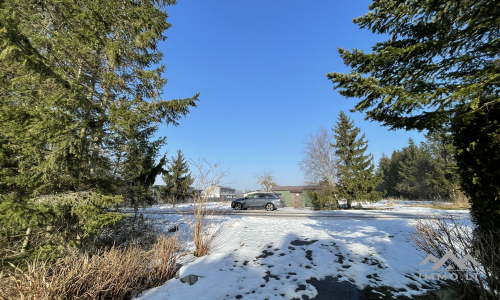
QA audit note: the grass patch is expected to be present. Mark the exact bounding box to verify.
[408,203,468,210]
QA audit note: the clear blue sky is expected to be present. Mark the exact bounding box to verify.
[154,0,425,191]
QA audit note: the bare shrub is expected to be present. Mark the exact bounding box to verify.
[449,187,471,209]
[411,216,500,300]
[96,213,171,249]
[0,234,181,300]
[180,159,233,257]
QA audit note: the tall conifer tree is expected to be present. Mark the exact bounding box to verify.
[375,153,391,195]
[161,150,194,207]
[332,111,382,207]
[327,0,500,230]
[396,139,434,199]
[0,0,198,258]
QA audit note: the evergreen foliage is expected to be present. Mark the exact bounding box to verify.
[0,0,198,261]
[375,153,398,196]
[332,111,382,207]
[377,132,460,200]
[396,139,434,199]
[452,107,500,231]
[160,150,194,206]
[306,179,338,210]
[327,0,500,228]
[424,128,459,197]
[305,189,334,211]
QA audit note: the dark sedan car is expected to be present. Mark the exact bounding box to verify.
[231,192,285,211]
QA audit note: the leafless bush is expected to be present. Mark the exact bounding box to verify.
[449,187,471,209]
[0,234,181,300]
[180,159,233,257]
[411,216,500,300]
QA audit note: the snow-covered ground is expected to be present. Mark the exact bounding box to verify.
[136,205,471,300]
[130,199,469,217]
[128,201,231,213]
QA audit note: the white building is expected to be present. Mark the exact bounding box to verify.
[205,185,236,199]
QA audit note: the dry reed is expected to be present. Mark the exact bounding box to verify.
[180,159,233,257]
[0,234,181,300]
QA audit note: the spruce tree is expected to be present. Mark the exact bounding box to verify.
[424,129,459,199]
[453,108,500,231]
[0,0,198,259]
[395,139,434,199]
[161,150,194,207]
[376,151,403,198]
[327,0,500,229]
[377,133,461,200]
[332,111,382,207]
[375,153,391,195]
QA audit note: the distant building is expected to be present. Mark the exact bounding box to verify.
[271,185,321,208]
[205,185,236,199]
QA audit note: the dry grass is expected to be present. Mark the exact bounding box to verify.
[449,187,471,209]
[406,198,469,210]
[409,202,469,210]
[181,159,233,257]
[0,235,181,300]
[411,216,500,300]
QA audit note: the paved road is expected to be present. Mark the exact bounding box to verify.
[123,209,470,220]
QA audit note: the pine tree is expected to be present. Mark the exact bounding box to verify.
[424,128,459,199]
[161,150,194,207]
[396,139,434,199]
[453,109,500,231]
[375,153,391,195]
[377,151,403,198]
[377,133,461,200]
[0,0,198,258]
[327,0,500,229]
[333,111,382,207]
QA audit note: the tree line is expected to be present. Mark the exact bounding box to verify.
[302,115,464,208]
[376,130,460,201]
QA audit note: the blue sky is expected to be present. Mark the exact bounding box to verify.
[155,0,425,191]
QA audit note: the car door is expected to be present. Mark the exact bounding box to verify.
[244,193,258,208]
[253,193,267,208]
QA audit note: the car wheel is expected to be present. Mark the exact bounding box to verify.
[234,203,242,210]
[266,203,274,211]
